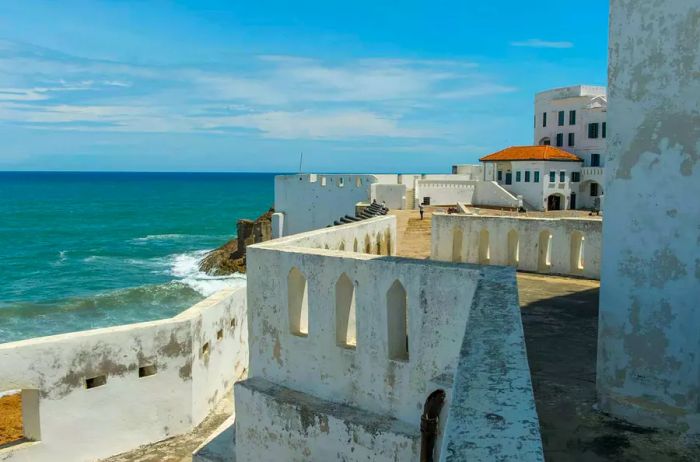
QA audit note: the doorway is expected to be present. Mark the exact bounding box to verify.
[547,194,562,211]
[570,193,576,210]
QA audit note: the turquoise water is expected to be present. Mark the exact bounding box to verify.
[0,172,274,344]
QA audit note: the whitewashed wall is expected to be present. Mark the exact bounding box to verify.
[597,0,700,433]
[371,183,406,209]
[274,174,377,235]
[415,180,520,208]
[0,288,248,462]
[432,213,601,279]
[239,215,542,460]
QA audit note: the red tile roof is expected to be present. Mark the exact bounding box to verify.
[479,145,583,162]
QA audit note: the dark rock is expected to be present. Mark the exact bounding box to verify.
[199,208,273,275]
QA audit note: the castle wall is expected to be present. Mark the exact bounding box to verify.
[597,0,700,432]
[431,213,601,279]
[239,215,543,460]
[274,174,377,235]
[0,288,248,462]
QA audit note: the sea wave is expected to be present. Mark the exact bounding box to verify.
[131,233,192,242]
[169,250,246,297]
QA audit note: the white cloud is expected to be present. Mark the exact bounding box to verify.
[0,40,517,141]
[510,39,574,49]
[205,110,435,139]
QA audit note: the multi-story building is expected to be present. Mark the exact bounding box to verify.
[534,85,607,208]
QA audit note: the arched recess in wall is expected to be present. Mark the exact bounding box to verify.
[570,231,585,272]
[384,230,392,256]
[387,280,409,361]
[507,229,519,267]
[452,227,463,263]
[339,241,345,251]
[478,229,490,264]
[335,273,357,348]
[288,267,309,336]
[353,238,358,252]
[365,235,372,254]
[355,177,362,187]
[376,232,382,255]
[538,230,553,272]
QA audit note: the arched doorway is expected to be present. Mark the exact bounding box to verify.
[547,194,564,211]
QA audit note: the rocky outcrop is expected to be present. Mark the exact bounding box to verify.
[199,209,273,275]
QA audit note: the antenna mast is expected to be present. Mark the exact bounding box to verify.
[298,152,303,173]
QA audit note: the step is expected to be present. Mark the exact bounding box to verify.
[192,415,236,462]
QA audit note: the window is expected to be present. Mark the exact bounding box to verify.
[571,232,585,272]
[602,122,607,138]
[549,171,556,183]
[588,123,599,138]
[591,183,600,197]
[507,229,519,266]
[139,365,157,378]
[569,110,576,125]
[556,133,564,147]
[452,228,463,263]
[515,171,521,182]
[568,133,575,147]
[524,171,531,182]
[558,111,565,126]
[571,172,581,182]
[288,267,309,336]
[591,153,601,167]
[538,231,553,272]
[505,172,512,185]
[86,375,107,389]
[478,229,490,264]
[559,171,566,182]
[534,171,540,183]
[543,112,547,127]
[497,170,503,181]
[336,273,357,348]
[387,280,408,361]
[542,138,551,146]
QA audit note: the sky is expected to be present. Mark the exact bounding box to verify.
[0,0,609,173]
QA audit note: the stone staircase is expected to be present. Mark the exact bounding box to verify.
[391,210,433,259]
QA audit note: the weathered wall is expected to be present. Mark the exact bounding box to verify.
[236,377,420,461]
[440,272,543,461]
[244,216,476,426]
[415,180,520,208]
[432,213,601,279]
[0,288,248,462]
[274,174,377,235]
[239,215,541,460]
[371,183,406,209]
[597,0,700,432]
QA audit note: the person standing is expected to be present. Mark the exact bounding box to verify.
[419,203,424,220]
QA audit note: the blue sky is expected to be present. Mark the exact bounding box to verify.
[0,0,609,172]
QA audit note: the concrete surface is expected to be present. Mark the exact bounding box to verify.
[519,273,700,461]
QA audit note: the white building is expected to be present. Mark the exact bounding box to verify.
[480,145,584,211]
[535,85,607,205]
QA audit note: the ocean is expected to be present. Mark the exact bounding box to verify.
[0,172,275,344]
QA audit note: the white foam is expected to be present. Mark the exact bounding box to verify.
[132,234,190,242]
[169,250,246,297]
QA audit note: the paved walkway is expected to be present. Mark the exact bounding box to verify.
[519,273,699,461]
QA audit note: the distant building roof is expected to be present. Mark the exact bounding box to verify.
[479,146,583,162]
